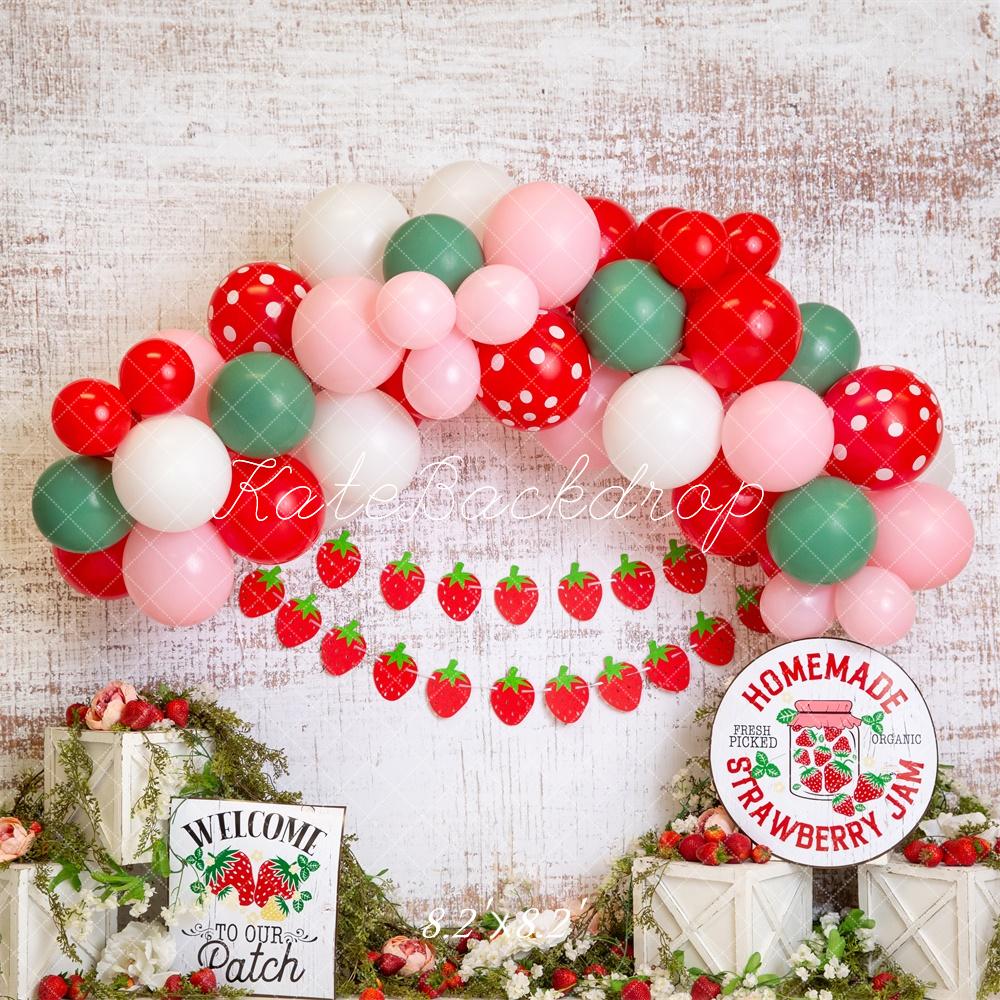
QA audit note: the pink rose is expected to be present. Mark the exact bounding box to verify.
[85,681,139,731]
[696,806,736,837]
[381,936,436,976]
[0,817,42,861]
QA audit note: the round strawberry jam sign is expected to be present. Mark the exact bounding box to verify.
[709,638,937,867]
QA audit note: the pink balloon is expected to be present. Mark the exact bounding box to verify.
[537,365,628,477]
[454,264,540,345]
[375,272,456,350]
[835,567,916,646]
[760,573,837,639]
[722,381,834,491]
[402,329,481,420]
[292,276,403,393]
[159,329,224,423]
[483,183,600,308]
[123,523,234,627]
[868,481,974,590]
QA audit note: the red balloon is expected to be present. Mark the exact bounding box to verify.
[208,261,310,361]
[634,206,684,261]
[51,378,133,455]
[215,455,325,563]
[52,535,129,599]
[684,273,802,393]
[585,197,639,270]
[824,366,943,489]
[378,355,423,425]
[118,338,195,415]
[652,210,731,290]
[724,213,781,275]
[477,310,591,430]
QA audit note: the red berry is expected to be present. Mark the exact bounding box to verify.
[494,565,539,625]
[120,700,164,731]
[723,832,752,862]
[65,703,89,726]
[188,968,217,995]
[677,833,706,862]
[620,979,651,1000]
[38,976,69,1000]
[381,552,425,610]
[551,968,578,993]
[751,844,771,864]
[691,975,722,1000]
[164,698,190,728]
[238,565,286,617]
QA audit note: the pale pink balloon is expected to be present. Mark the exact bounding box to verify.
[159,329,224,423]
[291,276,403,393]
[722,381,834,491]
[482,182,600,308]
[868,481,974,590]
[123,523,234,627]
[402,330,481,420]
[454,264,539,345]
[537,365,628,477]
[760,573,837,640]
[835,567,916,646]
[375,272,456,350]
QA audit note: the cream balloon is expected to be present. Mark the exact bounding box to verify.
[917,427,956,489]
[414,161,515,240]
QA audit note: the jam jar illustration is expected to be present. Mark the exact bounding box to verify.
[787,700,862,801]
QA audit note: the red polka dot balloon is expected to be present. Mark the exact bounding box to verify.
[208,261,310,361]
[824,365,943,489]
[478,310,591,430]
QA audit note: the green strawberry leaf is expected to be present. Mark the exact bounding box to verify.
[691,610,718,636]
[324,529,357,556]
[499,564,532,590]
[389,551,421,579]
[190,880,205,895]
[560,561,592,588]
[765,764,780,778]
[663,539,691,565]
[256,565,284,590]
[776,708,796,725]
[444,561,476,588]
[750,766,765,779]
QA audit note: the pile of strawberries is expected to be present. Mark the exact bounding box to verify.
[64,695,190,732]
[37,968,216,1000]
[902,833,1000,868]
[657,825,771,867]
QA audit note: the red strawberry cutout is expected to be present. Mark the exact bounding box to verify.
[557,562,602,621]
[373,642,418,701]
[438,562,481,621]
[275,593,322,648]
[238,566,285,617]
[596,656,643,712]
[689,611,735,666]
[544,664,590,724]
[856,772,892,803]
[823,760,854,794]
[494,565,539,625]
[610,553,655,610]
[735,585,770,634]
[380,552,425,610]
[427,659,472,718]
[643,639,690,692]
[490,666,535,725]
[316,530,361,589]
[320,619,367,676]
[801,767,822,793]
[204,846,255,906]
[833,794,863,816]
[661,539,707,594]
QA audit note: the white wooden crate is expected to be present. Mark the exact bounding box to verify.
[632,856,812,974]
[859,856,1000,999]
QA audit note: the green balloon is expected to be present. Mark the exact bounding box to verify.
[33,456,132,553]
[209,354,315,458]
[382,213,484,292]
[767,476,877,585]
[780,303,861,394]
[575,260,685,372]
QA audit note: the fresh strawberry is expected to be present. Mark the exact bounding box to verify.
[793,748,811,766]
[735,585,769,634]
[823,760,853,794]
[724,831,752,862]
[657,829,681,856]
[824,726,844,742]
[38,976,69,1000]
[919,843,944,867]
[750,844,771,864]
[275,593,322,647]
[973,836,993,859]
[800,767,822,793]
[689,611,735,666]
[942,837,977,867]
[164,698,190,727]
[320,620,367,675]
[490,666,535,725]
[381,552,425,610]
[855,772,892,803]
[427,659,472,718]
[65,703,88,726]
[551,969,577,993]
[67,975,87,1000]
[316,529,361,588]
[871,972,897,993]
[120,700,163,731]
[373,642,418,701]
[610,553,655,609]
[643,639,689,692]
[832,735,851,753]
[437,562,481,621]
[661,538,707,594]
[677,833,705,862]
[494,565,539,624]
[238,565,285,616]
[697,841,729,866]
[833,794,861,817]
[544,664,590,724]
[359,989,385,1000]
[205,846,255,905]
[795,729,816,748]
[620,980,650,1000]
[813,745,832,767]
[376,954,407,975]
[557,561,602,620]
[188,969,217,995]
[163,974,184,1000]
[691,976,722,1000]
[456,929,484,955]
[583,965,607,978]
[903,840,929,863]
[596,656,643,712]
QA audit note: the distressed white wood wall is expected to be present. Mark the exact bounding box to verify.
[3,0,998,919]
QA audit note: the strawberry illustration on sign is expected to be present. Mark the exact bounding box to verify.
[255,852,321,920]
[437,562,481,621]
[316,529,361,589]
[238,565,285,617]
[204,847,255,906]
[557,562,602,621]
[661,539,707,594]
[490,666,535,725]
[689,610,735,665]
[494,565,539,625]
[735,585,770,634]
[380,551,425,610]
[373,642,418,701]
[833,793,864,816]
[544,664,590,724]
[320,619,367,676]
[823,760,853,794]
[610,553,655,610]
[856,772,893,803]
[427,659,472,718]
[596,656,643,712]
[643,639,690,692]
[275,593,322,648]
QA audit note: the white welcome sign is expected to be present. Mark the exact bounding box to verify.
[168,798,346,998]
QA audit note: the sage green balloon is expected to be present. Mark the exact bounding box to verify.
[32,456,133,553]
[209,354,315,458]
[780,303,861,394]
[767,476,877,585]
[382,213,484,292]
[575,259,685,372]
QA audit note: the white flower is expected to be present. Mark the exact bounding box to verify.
[795,968,810,981]
[564,936,593,961]
[670,815,698,835]
[822,957,849,980]
[530,965,543,980]
[96,921,176,989]
[743,973,757,987]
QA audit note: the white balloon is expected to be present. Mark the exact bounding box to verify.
[602,366,723,489]
[917,427,956,489]
[414,161,515,240]
[293,182,408,284]
[303,390,421,518]
[112,415,232,532]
